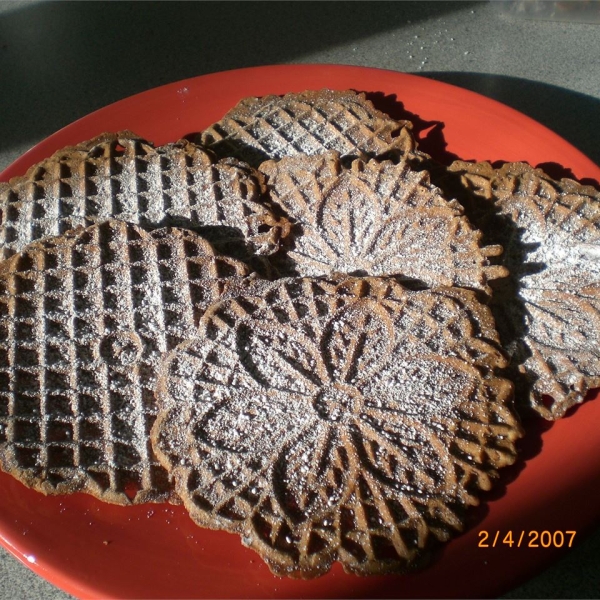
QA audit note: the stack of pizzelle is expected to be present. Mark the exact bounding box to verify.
[0,88,596,579]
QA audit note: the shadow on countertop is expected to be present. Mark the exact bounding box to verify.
[0,0,478,159]
[1,2,599,170]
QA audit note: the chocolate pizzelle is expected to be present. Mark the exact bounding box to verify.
[447,160,600,419]
[260,153,507,293]
[198,89,424,168]
[0,132,289,262]
[0,220,253,504]
[152,276,521,578]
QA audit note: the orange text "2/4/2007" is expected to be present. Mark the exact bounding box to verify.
[478,530,576,548]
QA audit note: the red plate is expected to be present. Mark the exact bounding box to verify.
[1,65,599,599]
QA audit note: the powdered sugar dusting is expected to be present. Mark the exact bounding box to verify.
[153,276,520,577]
[261,154,499,293]
[0,220,252,504]
[198,89,423,168]
[0,132,287,262]
[451,160,600,419]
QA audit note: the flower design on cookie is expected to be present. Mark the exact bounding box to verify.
[153,277,521,577]
[99,331,143,367]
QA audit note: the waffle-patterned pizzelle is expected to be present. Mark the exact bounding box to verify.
[0,131,289,262]
[152,276,522,578]
[198,89,426,168]
[0,219,255,504]
[447,160,600,419]
[260,153,507,294]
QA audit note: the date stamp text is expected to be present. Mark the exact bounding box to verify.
[478,530,576,548]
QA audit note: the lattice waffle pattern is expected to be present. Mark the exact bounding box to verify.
[260,153,507,293]
[152,276,521,578]
[0,220,253,504]
[198,89,425,168]
[448,160,600,419]
[0,132,289,262]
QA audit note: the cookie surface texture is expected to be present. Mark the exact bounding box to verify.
[153,276,521,578]
[0,220,252,504]
[261,153,506,292]
[0,132,288,262]
[198,89,422,168]
[448,160,600,419]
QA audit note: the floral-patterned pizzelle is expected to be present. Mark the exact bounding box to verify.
[198,89,426,168]
[448,160,600,419]
[0,220,254,505]
[260,153,507,293]
[152,276,521,578]
[0,131,289,262]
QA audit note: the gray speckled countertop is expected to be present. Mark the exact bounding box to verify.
[0,1,599,598]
